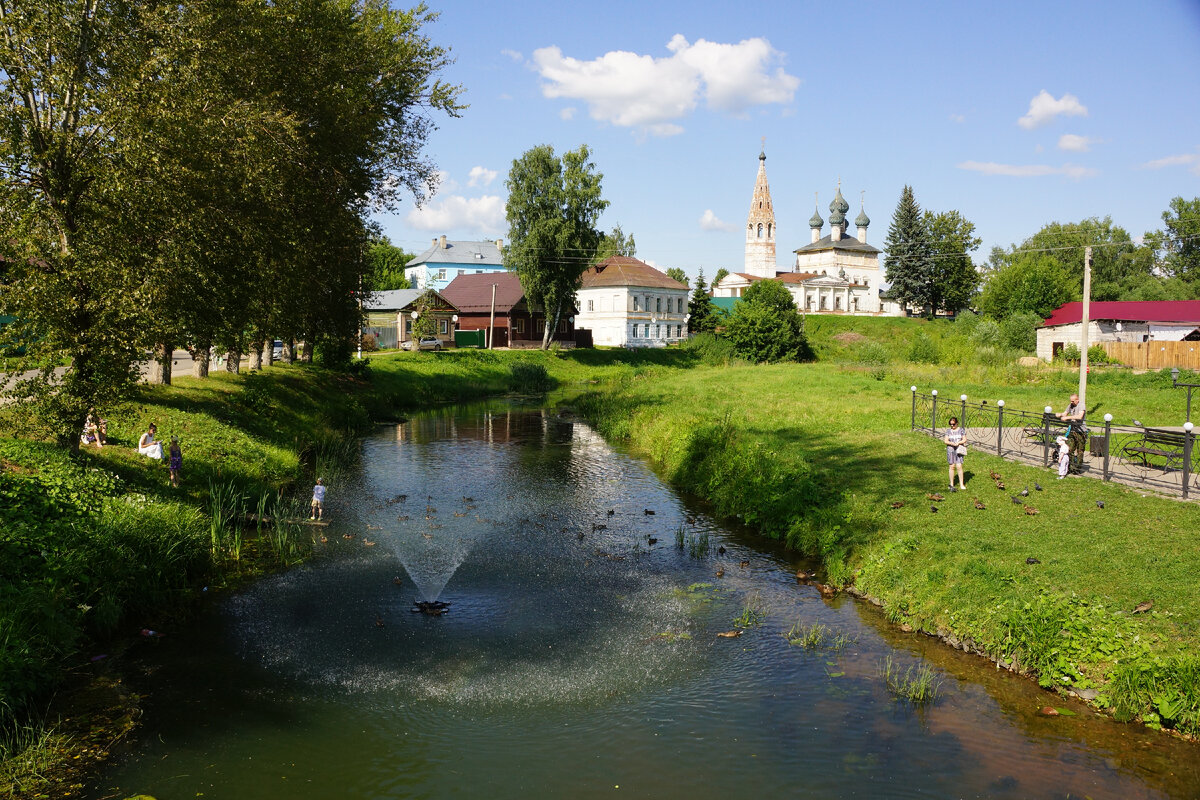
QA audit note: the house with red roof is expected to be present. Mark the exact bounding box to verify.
[576,256,689,347]
[441,272,575,348]
[1036,301,1200,361]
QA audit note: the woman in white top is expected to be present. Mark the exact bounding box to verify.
[138,423,164,459]
[942,416,966,492]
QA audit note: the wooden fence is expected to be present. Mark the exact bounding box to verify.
[1102,341,1200,371]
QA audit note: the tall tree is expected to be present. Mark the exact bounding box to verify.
[883,185,933,315]
[594,223,636,261]
[666,267,688,285]
[688,269,716,334]
[976,253,1077,319]
[712,267,730,288]
[504,144,608,349]
[366,235,414,291]
[924,210,981,314]
[1145,197,1200,285]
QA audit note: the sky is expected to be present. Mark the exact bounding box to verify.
[372,0,1200,282]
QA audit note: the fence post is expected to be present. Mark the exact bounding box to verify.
[1043,406,1053,467]
[1103,414,1112,481]
[931,390,939,435]
[960,395,968,435]
[1183,422,1195,501]
[997,400,1005,456]
[911,386,917,431]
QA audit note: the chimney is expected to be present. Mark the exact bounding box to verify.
[439,235,447,249]
[495,238,503,249]
[431,238,437,248]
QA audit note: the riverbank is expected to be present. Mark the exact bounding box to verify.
[564,355,1200,738]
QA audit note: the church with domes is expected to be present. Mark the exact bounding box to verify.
[711,148,902,316]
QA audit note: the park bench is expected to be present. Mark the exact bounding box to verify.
[1119,428,1187,471]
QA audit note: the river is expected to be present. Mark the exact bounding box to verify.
[87,401,1200,799]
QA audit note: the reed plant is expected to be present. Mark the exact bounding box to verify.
[0,713,71,797]
[785,620,828,649]
[733,592,765,628]
[880,656,941,706]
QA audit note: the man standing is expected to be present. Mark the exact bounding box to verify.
[1056,393,1087,474]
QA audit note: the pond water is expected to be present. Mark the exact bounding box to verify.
[89,402,1200,799]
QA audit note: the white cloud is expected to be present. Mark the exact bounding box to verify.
[433,170,458,193]
[531,35,799,136]
[501,49,523,63]
[1140,148,1200,175]
[1058,134,1096,152]
[559,106,576,121]
[1017,90,1088,129]
[699,209,737,232]
[949,113,965,123]
[956,161,1098,180]
[406,195,506,234]
[467,166,498,187]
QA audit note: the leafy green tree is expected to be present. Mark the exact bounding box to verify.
[367,236,414,291]
[1001,311,1041,352]
[724,279,809,363]
[924,210,981,314]
[504,144,608,349]
[1145,197,1200,284]
[883,186,933,315]
[666,267,688,285]
[594,224,636,261]
[688,269,716,334]
[1011,217,1152,300]
[977,254,1077,319]
[712,268,730,288]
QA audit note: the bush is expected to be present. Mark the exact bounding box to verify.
[724,281,810,363]
[906,332,940,364]
[856,341,890,380]
[1087,344,1108,365]
[509,362,551,393]
[1001,312,1040,352]
[971,319,1003,348]
[1059,343,1081,364]
[954,309,981,337]
[359,333,379,353]
[684,332,739,366]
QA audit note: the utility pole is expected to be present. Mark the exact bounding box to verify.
[1078,246,1093,405]
[488,283,497,349]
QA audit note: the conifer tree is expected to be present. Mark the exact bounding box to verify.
[688,269,716,334]
[883,185,933,315]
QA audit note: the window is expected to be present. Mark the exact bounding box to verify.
[676,325,682,338]
[633,296,640,311]
[643,324,650,338]
[852,297,859,310]
[656,325,661,338]
[405,319,413,333]
[559,318,569,333]
[806,296,813,310]
[835,296,842,310]
[655,297,661,313]
[536,319,545,334]
[587,299,594,311]
[644,296,650,312]
[678,298,684,313]
[757,223,763,238]
[514,318,525,333]
[439,319,448,334]
[820,296,827,310]
[436,269,446,280]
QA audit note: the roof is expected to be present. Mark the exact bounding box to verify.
[718,272,821,286]
[710,297,741,314]
[441,272,528,313]
[407,239,504,268]
[794,235,881,255]
[363,288,458,313]
[1041,301,1200,328]
[582,256,688,290]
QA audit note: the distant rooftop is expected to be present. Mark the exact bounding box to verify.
[407,236,504,267]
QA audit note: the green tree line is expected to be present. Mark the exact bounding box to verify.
[0,0,461,449]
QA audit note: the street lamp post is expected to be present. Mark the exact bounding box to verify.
[1170,367,1199,423]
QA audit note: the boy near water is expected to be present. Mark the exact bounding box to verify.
[310,478,326,521]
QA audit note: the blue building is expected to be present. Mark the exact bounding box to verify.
[404,235,506,291]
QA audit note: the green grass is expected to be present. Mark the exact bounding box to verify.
[880,656,942,706]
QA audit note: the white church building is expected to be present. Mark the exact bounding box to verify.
[712,149,902,316]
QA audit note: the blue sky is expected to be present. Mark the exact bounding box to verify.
[372,0,1200,281]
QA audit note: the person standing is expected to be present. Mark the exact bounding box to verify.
[168,437,183,488]
[942,416,967,492]
[310,477,326,521]
[1056,393,1087,474]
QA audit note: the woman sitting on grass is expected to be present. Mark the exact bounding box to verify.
[138,423,164,460]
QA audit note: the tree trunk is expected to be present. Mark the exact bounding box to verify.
[248,340,263,371]
[541,300,561,350]
[301,340,313,363]
[148,342,173,385]
[282,338,295,364]
[263,337,274,366]
[225,348,241,374]
[192,340,210,378]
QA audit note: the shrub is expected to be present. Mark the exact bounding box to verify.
[1059,343,1081,364]
[1001,311,1040,352]
[509,362,551,393]
[359,333,379,353]
[1087,344,1108,365]
[724,280,811,363]
[954,309,981,337]
[971,319,1003,348]
[684,332,738,366]
[856,341,890,380]
[906,332,940,364]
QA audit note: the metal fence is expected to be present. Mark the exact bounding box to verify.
[910,388,1199,500]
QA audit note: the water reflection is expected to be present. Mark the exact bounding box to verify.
[89,401,1200,800]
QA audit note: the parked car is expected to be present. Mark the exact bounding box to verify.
[404,336,442,351]
[272,340,283,359]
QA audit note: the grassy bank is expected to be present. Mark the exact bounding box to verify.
[566,354,1200,737]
